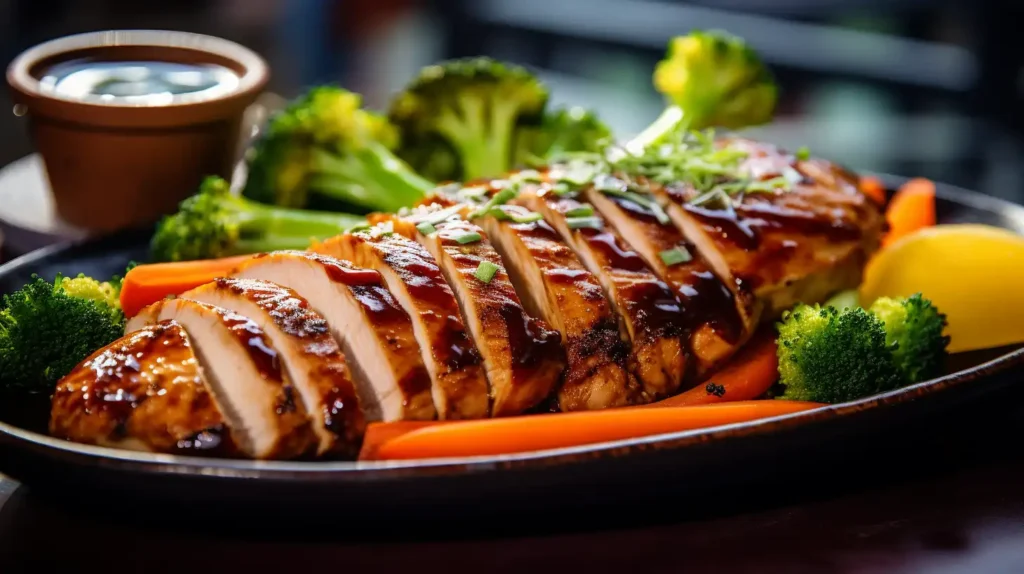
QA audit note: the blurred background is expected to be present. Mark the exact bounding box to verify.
[1,0,1023,227]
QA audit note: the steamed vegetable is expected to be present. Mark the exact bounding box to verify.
[151,176,364,262]
[362,401,823,460]
[0,274,125,391]
[389,57,549,182]
[869,295,950,383]
[243,86,433,212]
[883,178,936,247]
[514,106,613,166]
[119,255,255,318]
[627,30,777,153]
[776,294,949,404]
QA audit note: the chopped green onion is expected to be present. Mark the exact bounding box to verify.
[347,223,371,233]
[555,162,598,186]
[744,176,789,194]
[469,188,517,219]
[689,188,731,210]
[459,186,489,200]
[416,222,437,236]
[795,146,811,161]
[564,205,594,218]
[599,187,670,224]
[659,246,692,266]
[455,231,482,244]
[593,174,625,193]
[474,261,499,283]
[551,182,573,196]
[489,207,543,224]
[566,216,603,230]
[418,205,464,227]
[372,220,394,237]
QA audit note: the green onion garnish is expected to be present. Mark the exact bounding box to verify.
[474,261,499,283]
[455,231,482,244]
[659,246,692,266]
[600,188,670,224]
[418,205,464,227]
[347,223,371,233]
[372,220,394,237]
[689,188,731,210]
[744,176,790,194]
[489,208,543,224]
[469,188,517,219]
[566,216,603,230]
[795,146,811,161]
[416,222,437,236]
[564,205,594,218]
[459,186,489,200]
[511,169,543,184]
[551,182,573,196]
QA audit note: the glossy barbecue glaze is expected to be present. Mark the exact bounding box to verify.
[126,298,315,459]
[50,322,235,456]
[584,181,757,372]
[377,207,565,416]
[182,278,365,457]
[519,188,688,401]
[654,138,884,319]
[312,231,490,419]
[232,251,436,423]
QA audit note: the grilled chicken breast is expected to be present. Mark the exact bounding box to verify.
[126,299,315,459]
[519,189,688,401]
[585,182,757,372]
[182,278,365,456]
[312,231,490,419]
[653,138,884,319]
[231,251,436,422]
[376,207,565,416]
[50,322,234,456]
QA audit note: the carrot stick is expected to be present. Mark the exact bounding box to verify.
[859,176,887,206]
[644,329,779,408]
[358,421,444,461]
[369,401,825,461]
[120,255,255,318]
[883,178,936,248]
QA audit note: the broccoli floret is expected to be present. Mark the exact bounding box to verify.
[242,86,433,213]
[0,274,125,391]
[389,57,549,182]
[776,304,904,403]
[152,176,365,262]
[628,30,777,153]
[823,289,860,311]
[514,106,613,167]
[870,294,950,383]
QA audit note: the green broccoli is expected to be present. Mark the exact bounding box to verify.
[776,304,904,404]
[151,176,365,262]
[627,30,777,154]
[389,57,549,182]
[514,106,613,167]
[242,86,433,213]
[870,294,950,383]
[0,274,126,391]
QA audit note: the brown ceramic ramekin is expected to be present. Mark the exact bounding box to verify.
[6,30,269,233]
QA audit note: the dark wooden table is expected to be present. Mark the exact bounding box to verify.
[2,403,1024,573]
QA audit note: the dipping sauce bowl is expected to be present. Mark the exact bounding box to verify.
[6,30,269,232]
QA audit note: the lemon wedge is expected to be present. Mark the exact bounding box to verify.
[860,224,1024,353]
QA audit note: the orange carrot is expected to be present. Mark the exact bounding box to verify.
[120,255,255,318]
[369,401,825,461]
[645,330,779,408]
[859,176,887,206]
[358,421,443,461]
[883,178,936,248]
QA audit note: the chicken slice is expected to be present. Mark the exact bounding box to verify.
[585,183,757,373]
[519,189,688,401]
[373,207,565,416]
[182,278,365,456]
[126,299,315,459]
[653,137,885,319]
[50,322,235,456]
[231,251,436,422]
[312,231,490,419]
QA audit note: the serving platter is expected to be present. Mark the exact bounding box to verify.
[1,174,1023,522]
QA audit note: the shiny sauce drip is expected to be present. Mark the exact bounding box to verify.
[499,302,565,383]
[310,253,383,286]
[580,229,650,272]
[219,309,283,384]
[675,269,743,344]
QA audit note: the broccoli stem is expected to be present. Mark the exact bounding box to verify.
[308,141,432,212]
[434,98,518,181]
[234,199,365,252]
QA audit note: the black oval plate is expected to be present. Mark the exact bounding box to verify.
[2,175,1023,520]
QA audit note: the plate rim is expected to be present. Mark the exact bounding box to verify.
[2,173,1022,480]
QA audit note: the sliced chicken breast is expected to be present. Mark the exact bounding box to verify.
[126,299,315,459]
[312,231,490,419]
[585,182,757,372]
[519,189,688,401]
[652,137,885,319]
[231,251,436,422]
[182,278,365,456]
[50,322,235,456]
[374,207,565,416]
